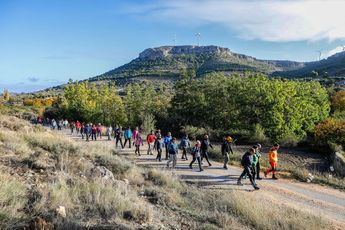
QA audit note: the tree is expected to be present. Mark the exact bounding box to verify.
[3,90,10,102]
[170,73,330,142]
[331,90,345,112]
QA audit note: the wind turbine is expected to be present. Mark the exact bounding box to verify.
[316,50,322,61]
[173,33,177,46]
[195,33,201,46]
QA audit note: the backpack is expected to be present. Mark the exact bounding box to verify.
[241,153,246,166]
[168,144,176,154]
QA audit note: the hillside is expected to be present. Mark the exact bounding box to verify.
[88,45,302,84]
[273,51,345,79]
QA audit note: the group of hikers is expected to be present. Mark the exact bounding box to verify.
[50,120,280,191]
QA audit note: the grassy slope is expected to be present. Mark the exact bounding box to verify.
[0,115,333,229]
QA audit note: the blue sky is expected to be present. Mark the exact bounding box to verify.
[1,0,345,93]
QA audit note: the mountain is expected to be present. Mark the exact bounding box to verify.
[272,51,345,79]
[46,45,345,91]
[88,45,304,85]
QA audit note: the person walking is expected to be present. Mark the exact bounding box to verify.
[265,144,279,180]
[106,125,113,141]
[164,132,172,160]
[91,124,97,141]
[180,134,191,160]
[76,121,81,134]
[221,135,234,169]
[156,136,164,161]
[123,127,132,148]
[237,148,260,190]
[167,138,178,169]
[58,120,63,130]
[154,129,162,151]
[189,140,203,172]
[132,127,139,146]
[255,144,263,180]
[85,124,92,142]
[134,133,143,156]
[252,145,259,182]
[51,119,57,130]
[115,126,124,148]
[70,121,75,134]
[146,130,156,155]
[97,123,102,139]
[80,123,85,139]
[201,134,213,167]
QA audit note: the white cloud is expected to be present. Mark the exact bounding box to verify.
[132,0,345,42]
[322,45,345,59]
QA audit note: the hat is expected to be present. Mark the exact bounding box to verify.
[226,136,233,142]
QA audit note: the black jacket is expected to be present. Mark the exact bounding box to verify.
[201,139,213,151]
[221,141,233,155]
[241,152,253,167]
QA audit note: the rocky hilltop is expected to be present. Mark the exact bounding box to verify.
[139,45,230,60]
[86,45,345,86]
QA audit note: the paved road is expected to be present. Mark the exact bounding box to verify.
[65,131,345,228]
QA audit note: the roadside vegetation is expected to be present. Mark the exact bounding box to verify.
[0,114,333,229]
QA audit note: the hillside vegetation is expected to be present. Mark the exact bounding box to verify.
[0,115,333,229]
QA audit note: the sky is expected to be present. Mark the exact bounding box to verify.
[1,0,345,93]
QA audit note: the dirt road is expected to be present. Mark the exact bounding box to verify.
[65,131,345,228]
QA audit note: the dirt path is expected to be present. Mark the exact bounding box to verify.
[64,131,345,228]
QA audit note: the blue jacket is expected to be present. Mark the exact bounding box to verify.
[168,142,179,155]
[124,129,132,139]
[164,136,172,145]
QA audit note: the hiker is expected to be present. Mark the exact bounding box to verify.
[180,134,191,160]
[255,144,263,180]
[85,124,92,142]
[164,132,172,160]
[123,127,132,148]
[189,140,203,172]
[265,144,279,180]
[132,127,139,145]
[97,123,102,139]
[221,135,234,169]
[115,126,124,148]
[70,121,75,134]
[154,129,162,151]
[106,125,112,141]
[156,136,164,161]
[252,145,259,181]
[51,119,57,130]
[167,137,178,169]
[91,124,97,141]
[146,130,156,155]
[201,134,213,167]
[237,148,260,190]
[63,119,69,128]
[58,120,63,130]
[134,132,143,156]
[80,123,85,139]
[76,121,81,134]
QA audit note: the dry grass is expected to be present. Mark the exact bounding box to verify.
[0,170,27,225]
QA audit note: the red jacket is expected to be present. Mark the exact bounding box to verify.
[146,134,156,144]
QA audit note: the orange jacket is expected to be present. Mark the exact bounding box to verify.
[268,148,278,163]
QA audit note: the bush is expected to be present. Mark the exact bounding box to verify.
[250,124,269,144]
[181,125,207,140]
[314,118,345,149]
